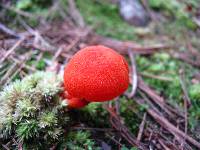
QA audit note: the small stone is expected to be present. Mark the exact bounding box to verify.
[119,0,150,27]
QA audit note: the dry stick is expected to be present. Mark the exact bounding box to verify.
[138,78,164,104]
[0,38,25,64]
[1,4,39,19]
[136,113,147,142]
[179,69,191,145]
[136,93,161,114]
[5,52,33,85]
[158,139,171,150]
[173,131,188,150]
[47,36,81,73]
[10,56,36,72]
[18,17,56,52]
[159,133,180,150]
[127,49,138,98]
[147,108,200,149]
[60,53,72,59]
[46,46,65,72]
[134,98,200,149]
[0,39,19,50]
[67,0,85,28]
[57,0,69,20]
[127,103,181,150]
[0,62,9,76]
[185,33,200,56]
[141,0,157,22]
[179,69,191,106]
[44,1,61,22]
[2,144,9,150]
[125,107,152,147]
[104,105,148,150]
[52,46,64,62]
[90,34,171,55]
[131,88,194,149]
[0,22,21,38]
[140,72,173,82]
[110,117,147,150]
[183,96,188,135]
[171,51,200,68]
[33,31,56,52]
[0,62,18,85]
[52,36,80,62]
[138,77,184,118]
[105,133,123,147]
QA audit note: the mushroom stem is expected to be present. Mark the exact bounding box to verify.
[65,98,89,109]
[60,90,89,109]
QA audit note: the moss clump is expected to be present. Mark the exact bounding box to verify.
[0,72,68,149]
[189,84,200,100]
[58,130,100,150]
[0,72,104,149]
[136,53,182,104]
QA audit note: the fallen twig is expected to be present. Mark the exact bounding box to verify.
[104,105,148,149]
[5,52,33,85]
[89,34,171,55]
[134,98,200,149]
[158,139,171,150]
[179,69,191,106]
[0,38,25,64]
[171,51,200,68]
[179,69,191,148]
[1,4,40,19]
[147,108,200,149]
[137,113,147,142]
[140,72,173,82]
[138,77,184,118]
[105,133,123,147]
[0,22,21,38]
[0,62,18,85]
[67,0,85,28]
[127,48,138,98]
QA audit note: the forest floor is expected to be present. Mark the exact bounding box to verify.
[1,0,200,149]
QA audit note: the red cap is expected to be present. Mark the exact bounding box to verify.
[64,45,129,102]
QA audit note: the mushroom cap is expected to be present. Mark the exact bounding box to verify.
[64,45,129,102]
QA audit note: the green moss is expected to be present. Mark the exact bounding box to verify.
[137,53,183,104]
[16,0,53,11]
[59,130,100,150]
[80,102,109,127]
[16,119,39,140]
[0,72,68,149]
[189,84,200,100]
[148,0,197,30]
[76,0,136,40]
[120,97,142,134]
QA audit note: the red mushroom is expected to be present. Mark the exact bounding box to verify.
[64,45,129,108]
